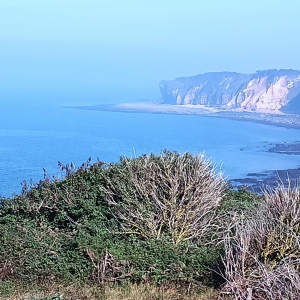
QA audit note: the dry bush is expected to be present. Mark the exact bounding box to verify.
[0,260,14,280]
[102,151,227,245]
[220,185,300,300]
[85,249,133,285]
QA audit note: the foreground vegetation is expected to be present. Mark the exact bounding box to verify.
[0,282,220,300]
[0,151,299,299]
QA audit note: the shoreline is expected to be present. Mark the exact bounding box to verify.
[70,102,300,191]
[231,167,300,193]
[70,101,300,130]
[232,142,300,192]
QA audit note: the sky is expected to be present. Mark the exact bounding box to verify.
[1,0,300,105]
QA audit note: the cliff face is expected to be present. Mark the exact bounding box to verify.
[159,69,300,113]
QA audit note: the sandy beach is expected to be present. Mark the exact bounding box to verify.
[72,101,300,130]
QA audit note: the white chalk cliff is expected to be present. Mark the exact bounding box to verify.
[159,70,300,113]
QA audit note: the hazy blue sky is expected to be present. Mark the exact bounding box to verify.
[1,0,300,104]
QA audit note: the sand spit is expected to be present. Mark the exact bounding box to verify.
[72,101,300,130]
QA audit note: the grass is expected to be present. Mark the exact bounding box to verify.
[2,283,220,300]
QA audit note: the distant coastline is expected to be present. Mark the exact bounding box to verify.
[232,167,300,193]
[70,101,300,130]
[70,101,300,191]
[232,142,300,192]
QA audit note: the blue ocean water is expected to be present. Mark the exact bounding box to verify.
[1,101,300,197]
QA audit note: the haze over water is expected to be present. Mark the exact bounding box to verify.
[1,1,300,197]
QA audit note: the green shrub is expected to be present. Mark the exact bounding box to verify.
[0,159,108,283]
[79,231,221,285]
[0,152,228,287]
[219,188,262,213]
[0,280,15,298]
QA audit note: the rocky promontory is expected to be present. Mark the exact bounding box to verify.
[160,69,300,113]
[269,141,300,155]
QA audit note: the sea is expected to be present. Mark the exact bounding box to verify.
[1,100,300,197]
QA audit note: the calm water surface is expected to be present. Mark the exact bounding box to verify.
[1,102,300,196]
